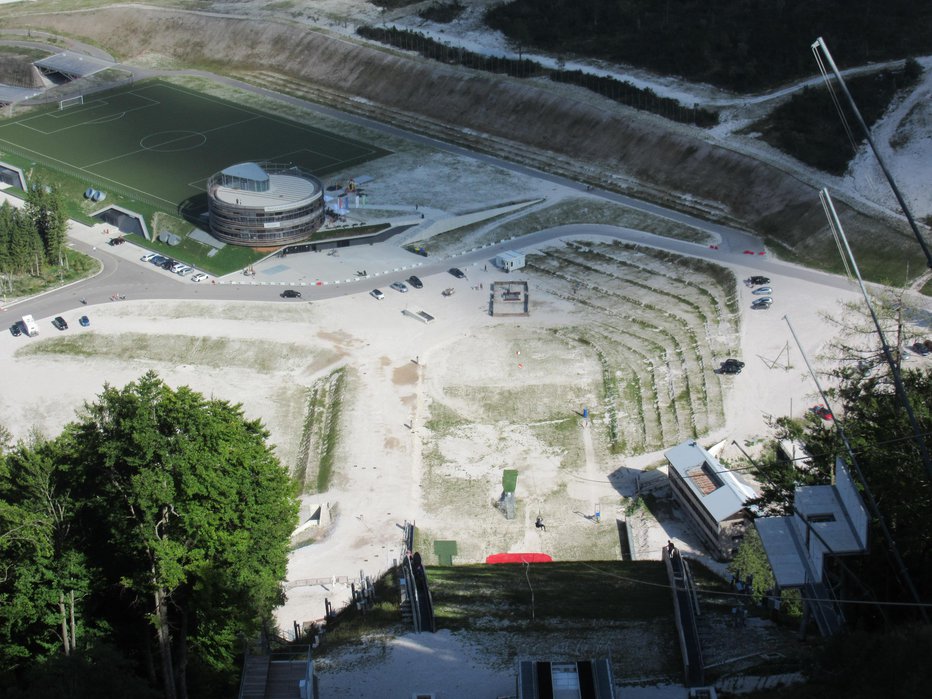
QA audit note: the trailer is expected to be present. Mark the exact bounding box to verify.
[494,250,525,272]
[21,314,38,337]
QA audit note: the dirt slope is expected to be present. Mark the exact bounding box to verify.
[4,6,917,274]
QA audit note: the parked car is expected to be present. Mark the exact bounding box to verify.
[722,358,745,369]
[108,236,126,246]
[161,259,175,270]
[752,287,773,295]
[141,253,156,262]
[911,342,930,356]
[150,255,167,266]
[751,297,773,308]
[747,276,770,285]
[79,315,90,327]
[170,262,187,274]
[52,316,68,331]
[280,289,301,298]
[810,405,834,421]
[448,267,466,278]
[9,322,22,337]
[720,363,742,375]
[191,272,208,283]
[370,289,385,300]
[390,281,409,293]
[407,275,423,289]
[175,266,192,276]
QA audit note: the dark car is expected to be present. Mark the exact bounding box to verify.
[52,316,68,331]
[407,275,423,289]
[79,315,90,327]
[161,258,175,270]
[150,255,167,266]
[9,322,22,337]
[720,363,742,375]
[722,358,745,369]
[280,289,302,298]
[751,297,773,309]
[448,267,466,279]
[747,276,770,286]
[911,342,930,356]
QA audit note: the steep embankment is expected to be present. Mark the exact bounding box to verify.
[3,6,920,277]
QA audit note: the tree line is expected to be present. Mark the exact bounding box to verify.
[0,180,68,277]
[357,25,719,127]
[0,373,299,698]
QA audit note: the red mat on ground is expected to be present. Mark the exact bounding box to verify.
[485,553,553,564]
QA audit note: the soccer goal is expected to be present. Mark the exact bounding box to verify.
[59,95,84,110]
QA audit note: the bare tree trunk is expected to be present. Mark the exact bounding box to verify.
[154,586,177,699]
[59,593,70,656]
[69,589,76,650]
[174,607,189,699]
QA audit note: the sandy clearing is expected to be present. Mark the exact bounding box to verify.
[1,230,879,613]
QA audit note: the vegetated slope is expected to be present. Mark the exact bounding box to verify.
[5,7,921,281]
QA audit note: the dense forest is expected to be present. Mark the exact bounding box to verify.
[753,60,921,174]
[0,374,299,698]
[0,182,68,277]
[485,0,932,92]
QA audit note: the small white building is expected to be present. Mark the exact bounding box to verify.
[495,250,525,272]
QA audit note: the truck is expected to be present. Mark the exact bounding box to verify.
[21,314,38,337]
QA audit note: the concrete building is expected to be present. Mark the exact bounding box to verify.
[755,458,868,635]
[664,441,757,560]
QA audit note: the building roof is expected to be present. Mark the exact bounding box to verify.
[213,172,321,212]
[0,84,40,105]
[757,459,868,588]
[665,441,756,522]
[34,52,112,78]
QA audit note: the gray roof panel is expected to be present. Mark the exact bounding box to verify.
[34,52,112,78]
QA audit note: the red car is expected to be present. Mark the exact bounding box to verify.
[810,405,833,421]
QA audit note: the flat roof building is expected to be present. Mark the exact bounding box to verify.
[665,440,757,560]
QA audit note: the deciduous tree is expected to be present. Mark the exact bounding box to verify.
[62,372,298,698]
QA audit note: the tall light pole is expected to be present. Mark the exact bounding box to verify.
[811,37,932,269]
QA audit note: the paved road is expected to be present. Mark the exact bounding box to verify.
[4,219,855,330]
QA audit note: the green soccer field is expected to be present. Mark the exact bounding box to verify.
[0,81,390,212]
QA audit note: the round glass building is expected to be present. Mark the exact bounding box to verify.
[207,162,325,247]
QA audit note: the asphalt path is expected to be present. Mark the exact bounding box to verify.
[4,221,854,331]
